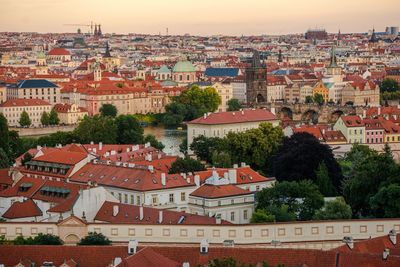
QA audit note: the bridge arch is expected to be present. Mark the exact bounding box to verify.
[302,109,319,124]
[280,107,293,119]
[256,94,265,103]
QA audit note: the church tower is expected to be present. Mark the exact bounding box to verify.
[326,46,342,83]
[35,52,48,75]
[246,50,267,104]
[93,62,102,81]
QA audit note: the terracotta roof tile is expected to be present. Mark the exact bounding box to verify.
[188,109,278,125]
[117,247,179,267]
[190,184,251,199]
[2,198,42,219]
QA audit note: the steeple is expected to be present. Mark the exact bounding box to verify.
[251,49,262,68]
[104,42,111,58]
[98,24,102,36]
[370,27,378,43]
[329,46,338,68]
[278,49,283,63]
[94,24,98,36]
[337,29,341,46]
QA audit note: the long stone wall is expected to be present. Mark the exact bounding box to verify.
[9,125,76,137]
[1,218,399,249]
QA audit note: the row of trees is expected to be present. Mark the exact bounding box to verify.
[0,232,111,246]
[17,109,60,127]
[381,78,400,100]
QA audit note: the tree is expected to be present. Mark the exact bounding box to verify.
[169,157,206,174]
[32,233,63,245]
[40,111,50,126]
[48,109,60,125]
[313,197,352,220]
[313,93,324,105]
[272,132,342,192]
[78,232,111,246]
[305,96,313,104]
[212,151,232,168]
[0,113,9,154]
[179,137,188,156]
[341,144,400,217]
[370,184,400,218]
[19,111,31,127]
[144,134,164,150]
[250,209,275,223]
[224,123,283,172]
[100,103,118,117]
[227,98,241,111]
[74,115,117,144]
[190,135,225,163]
[380,78,399,93]
[315,162,336,196]
[37,131,77,147]
[0,148,10,168]
[256,180,324,221]
[21,153,33,166]
[115,115,144,144]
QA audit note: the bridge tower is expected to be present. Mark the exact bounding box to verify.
[246,50,268,105]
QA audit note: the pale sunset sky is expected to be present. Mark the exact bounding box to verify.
[0,0,398,35]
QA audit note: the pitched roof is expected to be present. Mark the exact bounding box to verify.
[188,109,278,125]
[0,168,13,186]
[33,150,88,165]
[48,48,71,56]
[340,115,364,127]
[117,247,179,267]
[16,79,58,89]
[95,201,230,225]
[0,98,51,107]
[204,68,239,77]
[2,198,42,219]
[190,184,251,199]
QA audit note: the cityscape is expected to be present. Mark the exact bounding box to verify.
[0,1,400,266]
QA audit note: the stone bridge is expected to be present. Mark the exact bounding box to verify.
[258,103,366,124]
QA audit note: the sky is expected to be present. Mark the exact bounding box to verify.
[0,0,398,36]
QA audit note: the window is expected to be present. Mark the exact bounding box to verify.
[181,192,186,201]
[118,193,122,202]
[218,201,221,206]
[130,195,134,204]
[136,196,141,205]
[124,194,128,203]
[243,210,248,220]
[169,193,174,203]
[230,212,235,221]
[152,194,158,205]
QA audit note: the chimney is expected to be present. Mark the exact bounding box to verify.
[128,239,138,255]
[186,177,191,183]
[216,214,221,224]
[233,163,238,168]
[148,165,154,173]
[389,229,397,245]
[200,239,209,254]
[90,141,94,145]
[223,172,229,180]
[93,148,97,154]
[36,145,42,151]
[322,129,326,135]
[383,248,390,260]
[203,113,207,119]
[113,205,119,216]
[194,175,200,187]
[363,109,367,118]
[240,162,246,167]
[126,148,130,152]
[99,142,103,151]
[182,263,190,267]
[113,257,122,266]
[158,210,163,223]
[342,236,354,249]
[241,110,244,115]
[212,169,218,178]
[161,173,166,186]
[139,206,144,220]
[228,169,237,184]
[271,107,276,115]
[378,106,381,115]
[145,142,150,148]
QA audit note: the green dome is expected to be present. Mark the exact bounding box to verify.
[172,61,195,73]
[37,52,46,59]
[158,65,171,74]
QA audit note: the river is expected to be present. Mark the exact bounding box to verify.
[144,126,186,156]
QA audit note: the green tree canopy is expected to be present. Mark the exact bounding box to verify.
[190,135,226,163]
[100,103,118,117]
[49,109,60,125]
[21,152,33,166]
[313,197,352,220]
[32,233,63,245]
[272,132,342,192]
[380,78,399,93]
[115,115,144,144]
[19,110,31,127]
[0,113,10,153]
[313,93,324,105]
[256,180,324,221]
[212,151,232,168]
[305,95,313,104]
[74,115,117,144]
[370,184,400,218]
[169,157,206,174]
[250,209,275,223]
[40,111,50,126]
[144,134,165,150]
[341,144,400,217]
[0,148,10,168]
[315,162,336,196]
[227,98,241,111]
[78,232,111,246]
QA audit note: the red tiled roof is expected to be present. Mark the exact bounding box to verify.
[190,184,251,199]
[335,234,400,256]
[33,150,88,165]
[340,115,364,127]
[0,176,45,198]
[188,109,278,125]
[0,98,51,107]
[117,247,179,267]
[94,201,230,225]
[2,198,42,219]
[53,103,88,113]
[0,169,13,186]
[48,48,70,56]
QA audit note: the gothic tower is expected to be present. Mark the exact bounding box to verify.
[246,50,267,104]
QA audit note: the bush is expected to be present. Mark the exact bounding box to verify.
[78,232,111,246]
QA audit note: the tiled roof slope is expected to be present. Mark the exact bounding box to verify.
[188,109,278,125]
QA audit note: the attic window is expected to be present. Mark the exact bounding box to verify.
[89,173,94,177]
[99,175,105,179]
[124,178,129,182]
[112,176,116,180]
[19,183,33,192]
[135,179,140,184]
[152,179,157,184]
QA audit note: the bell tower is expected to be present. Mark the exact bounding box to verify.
[35,52,48,75]
[246,50,267,105]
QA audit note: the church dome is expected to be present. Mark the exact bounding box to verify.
[172,61,195,73]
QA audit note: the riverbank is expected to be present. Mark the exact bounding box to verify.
[10,125,76,137]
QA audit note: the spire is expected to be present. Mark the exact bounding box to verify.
[104,42,111,58]
[370,27,378,43]
[251,49,261,68]
[278,49,283,63]
[329,46,338,68]
[94,24,98,36]
[98,24,102,36]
